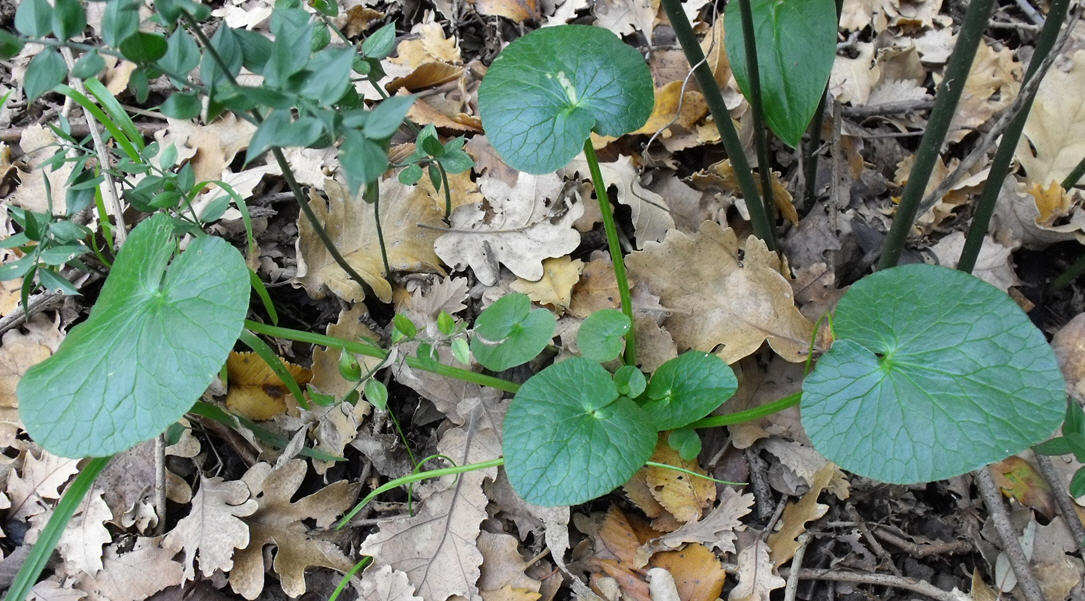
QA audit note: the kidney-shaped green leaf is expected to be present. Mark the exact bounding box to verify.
[802,264,1065,484]
[504,357,656,506]
[725,0,837,147]
[640,351,738,431]
[471,293,555,372]
[18,214,249,458]
[578,309,630,362]
[477,24,654,174]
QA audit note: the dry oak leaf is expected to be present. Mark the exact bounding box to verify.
[75,537,184,601]
[634,487,754,568]
[728,540,784,601]
[569,256,626,319]
[649,544,726,601]
[566,155,675,246]
[478,531,543,596]
[225,351,312,420]
[1016,50,1085,187]
[510,256,585,312]
[635,438,715,526]
[474,0,540,23]
[766,462,835,567]
[1053,313,1085,401]
[0,314,62,445]
[52,490,112,576]
[434,172,582,286]
[946,40,1020,143]
[230,460,359,600]
[296,177,447,303]
[357,424,500,601]
[8,448,81,524]
[593,0,659,38]
[931,232,1019,292]
[691,160,797,226]
[162,475,259,581]
[631,81,709,137]
[626,221,813,364]
[310,304,384,400]
[359,565,424,601]
[991,179,1085,248]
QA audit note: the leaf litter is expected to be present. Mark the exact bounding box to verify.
[5,1,1085,600]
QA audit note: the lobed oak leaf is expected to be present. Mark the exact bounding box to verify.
[359,564,423,601]
[626,221,813,364]
[0,315,62,446]
[1016,50,1085,188]
[634,487,753,568]
[434,172,582,286]
[162,476,258,581]
[296,178,447,304]
[509,256,584,312]
[728,540,784,601]
[478,531,542,596]
[566,155,675,246]
[766,462,834,567]
[51,491,112,576]
[75,537,184,601]
[8,448,80,523]
[230,460,359,600]
[593,0,659,39]
[947,40,1020,143]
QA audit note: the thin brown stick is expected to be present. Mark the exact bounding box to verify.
[721,562,962,601]
[975,466,1047,601]
[841,98,935,119]
[873,527,974,557]
[782,533,810,601]
[1032,452,1085,557]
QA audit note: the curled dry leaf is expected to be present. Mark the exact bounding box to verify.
[649,544,726,601]
[225,351,312,421]
[624,438,715,528]
[434,172,582,286]
[728,540,784,601]
[766,462,835,567]
[53,491,112,577]
[163,476,258,581]
[947,40,1020,144]
[566,155,675,246]
[230,460,359,600]
[634,486,754,568]
[593,0,659,38]
[296,178,447,304]
[626,221,813,364]
[477,531,542,596]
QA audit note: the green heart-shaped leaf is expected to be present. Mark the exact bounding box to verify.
[640,351,737,431]
[18,214,249,457]
[725,0,837,147]
[477,24,654,174]
[504,357,656,506]
[471,293,555,372]
[802,264,1065,484]
[577,309,630,362]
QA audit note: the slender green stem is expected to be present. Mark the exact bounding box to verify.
[1052,252,1085,291]
[735,0,775,222]
[958,0,1071,273]
[1062,155,1085,190]
[582,139,637,366]
[802,0,844,208]
[336,457,504,528]
[181,13,377,300]
[437,161,452,219]
[244,320,521,393]
[878,0,997,269]
[689,391,802,429]
[643,461,745,485]
[367,181,391,277]
[4,456,112,601]
[659,0,777,251]
[329,557,372,601]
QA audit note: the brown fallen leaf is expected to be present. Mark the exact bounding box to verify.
[478,531,542,597]
[510,256,584,312]
[8,448,81,525]
[593,0,659,39]
[638,439,715,526]
[990,456,1056,519]
[767,462,835,567]
[230,460,359,599]
[649,543,726,601]
[162,476,259,581]
[626,221,813,364]
[358,564,423,601]
[296,177,447,303]
[0,314,62,446]
[634,487,754,568]
[1053,313,1085,401]
[692,160,797,226]
[473,0,540,23]
[566,155,675,246]
[1016,50,1085,188]
[947,40,1020,143]
[75,537,184,601]
[225,351,312,421]
[309,304,384,400]
[52,491,112,577]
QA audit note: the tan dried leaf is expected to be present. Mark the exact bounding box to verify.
[225,351,312,420]
[649,544,726,601]
[947,41,1020,143]
[8,449,81,523]
[634,487,754,567]
[11,125,74,214]
[931,232,1019,292]
[642,440,715,524]
[230,460,359,599]
[593,0,659,38]
[767,463,835,567]
[359,564,424,601]
[53,491,112,576]
[434,172,582,286]
[1016,50,1085,187]
[297,177,447,303]
[1053,313,1085,401]
[569,257,626,319]
[310,304,384,399]
[478,531,542,594]
[163,476,258,580]
[474,0,540,22]
[0,314,62,444]
[728,540,784,601]
[76,538,184,601]
[626,221,813,363]
[566,155,675,245]
[510,256,584,312]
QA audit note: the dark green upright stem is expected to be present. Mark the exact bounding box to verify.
[583,139,637,366]
[1062,155,1085,190]
[735,0,775,220]
[181,14,377,300]
[367,181,391,277]
[659,0,777,251]
[958,0,1071,273]
[877,0,997,269]
[802,0,844,208]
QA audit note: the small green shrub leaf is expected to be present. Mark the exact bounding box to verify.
[15,0,51,37]
[17,213,249,458]
[802,264,1066,484]
[51,0,86,40]
[25,49,67,102]
[158,29,200,82]
[365,95,414,140]
[119,32,168,63]
[159,92,201,119]
[613,365,646,398]
[361,23,396,59]
[725,0,837,147]
[471,293,555,372]
[0,31,24,59]
[71,51,106,80]
[578,309,630,362]
[504,357,656,505]
[301,47,354,101]
[102,0,140,46]
[640,351,737,431]
[477,24,653,174]
[668,427,702,461]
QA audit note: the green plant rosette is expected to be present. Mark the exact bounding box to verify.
[477,24,654,174]
[18,214,249,457]
[470,293,555,372]
[802,264,1066,483]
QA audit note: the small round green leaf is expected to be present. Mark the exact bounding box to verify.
[18,214,249,458]
[668,427,702,461]
[802,264,1066,484]
[504,357,656,506]
[577,309,630,362]
[477,25,653,174]
[725,0,838,147]
[159,92,201,119]
[120,32,169,63]
[614,365,646,398]
[471,293,555,372]
[640,351,738,431]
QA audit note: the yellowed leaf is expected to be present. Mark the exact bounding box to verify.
[296,177,447,303]
[1017,50,1085,187]
[693,160,797,225]
[948,40,1020,143]
[649,544,726,601]
[510,256,584,311]
[632,81,709,136]
[473,0,540,22]
[225,352,312,420]
[642,440,715,524]
[627,221,813,363]
[310,304,383,399]
[1053,313,1085,401]
[635,487,754,567]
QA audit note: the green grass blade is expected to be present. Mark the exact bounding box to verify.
[83,78,143,151]
[54,85,140,162]
[238,329,309,410]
